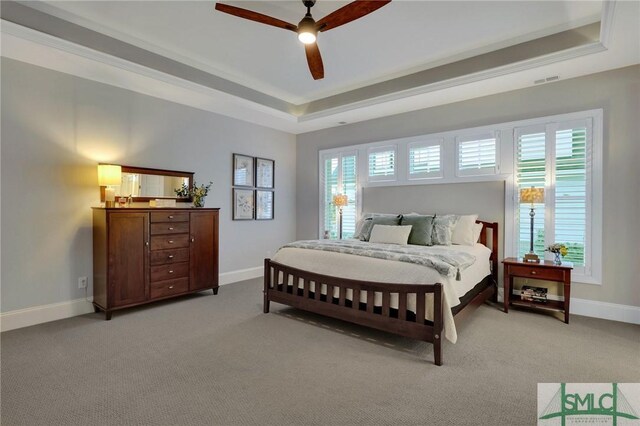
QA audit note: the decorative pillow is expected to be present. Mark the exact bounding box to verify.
[400,214,434,246]
[472,222,483,244]
[369,225,412,245]
[431,214,459,245]
[451,214,479,246]
[353,213,399,240]
[359,214,402,241]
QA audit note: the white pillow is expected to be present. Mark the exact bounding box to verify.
[369,225,412,245]
[451,214,479,246]
[472,222,483,244]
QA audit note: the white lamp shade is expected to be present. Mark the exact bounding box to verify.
[98,164,122,186]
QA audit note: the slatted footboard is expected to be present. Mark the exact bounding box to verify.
[263,259,445,365]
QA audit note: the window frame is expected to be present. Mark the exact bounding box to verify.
[508,112,602,285]
[318,149,359,239]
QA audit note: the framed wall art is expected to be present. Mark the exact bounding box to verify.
[255,190,274,220]
[233,154,254,187]
[255,158,275,189]
[233,188,254,220]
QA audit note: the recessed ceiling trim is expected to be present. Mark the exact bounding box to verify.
[599,0,616,47]
[298,40,607,122]
[0,20,300,132]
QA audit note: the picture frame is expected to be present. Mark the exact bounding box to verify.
[255,157,275,189]
[255,190,274,220]
[233,188,254,220]
[233,154,254,187]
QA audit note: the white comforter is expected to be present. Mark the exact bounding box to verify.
[271,242,492,343]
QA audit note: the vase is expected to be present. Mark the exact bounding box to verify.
[193,197,204,208]
[553,252,562,265]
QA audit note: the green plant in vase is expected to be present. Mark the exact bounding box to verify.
[175,181,213,208]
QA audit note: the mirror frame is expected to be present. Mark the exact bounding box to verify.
[121,165,194,202]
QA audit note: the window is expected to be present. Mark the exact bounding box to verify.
[408,140,443,179]
[368,146,396,181]
[456,133,498,176]
[515,118,595,279]
[320,152,357,239]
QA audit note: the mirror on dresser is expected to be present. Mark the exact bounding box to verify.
[113,165,194,202]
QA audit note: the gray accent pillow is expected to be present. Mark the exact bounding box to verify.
[431,214,459,246]
[400,214,434,246]
[359,214,402,241]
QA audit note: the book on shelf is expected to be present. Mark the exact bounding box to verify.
[520,285,548,303]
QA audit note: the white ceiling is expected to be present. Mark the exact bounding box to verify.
[26,0,603,104]
[3,0,638,133]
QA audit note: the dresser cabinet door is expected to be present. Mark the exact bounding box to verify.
[189,211,219,291]
[108,212,149,307]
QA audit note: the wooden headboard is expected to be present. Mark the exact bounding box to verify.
[477,220,499,283]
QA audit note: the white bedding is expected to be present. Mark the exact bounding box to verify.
[271,242,492,343]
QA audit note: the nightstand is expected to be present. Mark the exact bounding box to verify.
[502,257,573,323]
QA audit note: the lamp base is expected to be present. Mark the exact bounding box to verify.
[523,253,540,263]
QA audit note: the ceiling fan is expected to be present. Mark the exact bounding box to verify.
[214,0,391,80]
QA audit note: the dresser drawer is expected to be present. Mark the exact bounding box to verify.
[150,278,189,299]
[150,261,189,282]
[150,221,189,235]
[509,265,565,281]
[150,248,189,266]
[150,212,189,223]
[150,234,189,250]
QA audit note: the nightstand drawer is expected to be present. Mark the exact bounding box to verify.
[509,265,565,281]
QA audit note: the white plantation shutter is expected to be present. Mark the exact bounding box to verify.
[368,146,396,181]
[320,152,358,239]
[341,155,357,238]
[516,128,546,259]
[554,125,589,267]
[408,140,442,179]
[456,133,498,176]
[322,156,339,238]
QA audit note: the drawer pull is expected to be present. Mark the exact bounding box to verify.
[168,227,174,231]
[168,240,174,244]
[169,285,175,289]
[169,270,174,274]
[168,215,174,219]
[168,255,174,259]
[531,271,537,275]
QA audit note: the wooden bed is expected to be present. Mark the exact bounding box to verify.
[263,220,499,366]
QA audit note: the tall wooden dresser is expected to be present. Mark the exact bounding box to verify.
[92,207,219,319]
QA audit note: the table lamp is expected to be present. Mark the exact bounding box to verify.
[520,186,544,263]
[332,194,348,239]
[98,164,122,208]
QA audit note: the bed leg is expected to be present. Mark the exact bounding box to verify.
[433,283,444,366]
[263,258,271,314]
[434,335,442,366]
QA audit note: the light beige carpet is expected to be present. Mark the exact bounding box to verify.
[1,278,639,425]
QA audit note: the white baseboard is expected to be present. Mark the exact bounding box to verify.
[219,266,262,286]
[503,289,640,325]
[571,298,640,325]
[1,266,264,332]
[0,298,95,332]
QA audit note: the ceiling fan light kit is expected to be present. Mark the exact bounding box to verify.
[214,0,391,80]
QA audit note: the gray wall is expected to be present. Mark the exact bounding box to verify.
[297,65,640,307]
[1,58,296,312]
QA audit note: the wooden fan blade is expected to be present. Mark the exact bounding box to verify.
[316,0,391,32]
[305,43,324,80]
[215,3,297,32]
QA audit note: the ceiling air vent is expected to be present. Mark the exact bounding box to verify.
[534,76,560,84]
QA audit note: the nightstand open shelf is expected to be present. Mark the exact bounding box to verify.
[502,257,573,323]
